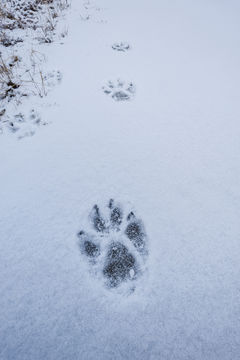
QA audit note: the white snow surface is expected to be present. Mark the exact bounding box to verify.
[1,0,240,359]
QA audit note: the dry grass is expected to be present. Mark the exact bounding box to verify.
[0,0,70,106]
[0,55,20,100]
[0,0,70,32]
[0,51,50,102]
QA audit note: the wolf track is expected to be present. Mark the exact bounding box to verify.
[77,199,148,290]
[112,42,130,52]
[102,80,135,101]
[1,109,47,139]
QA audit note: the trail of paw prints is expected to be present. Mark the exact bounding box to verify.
[112,42,130,52]
[0,109,47,139]
[77,199,148,291]
[103,80,135,101]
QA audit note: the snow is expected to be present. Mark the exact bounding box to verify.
[1,0,240,359]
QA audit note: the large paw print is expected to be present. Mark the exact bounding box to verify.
[102,79,135,101]
[77,200,148,289]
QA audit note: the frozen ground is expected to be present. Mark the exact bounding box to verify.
[1,0,240,359]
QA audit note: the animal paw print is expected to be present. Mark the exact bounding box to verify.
[77,200,148,289]
[112,42,130,52]
[102,79,135,101]
[43,70,62,90]
[3,109,47,139]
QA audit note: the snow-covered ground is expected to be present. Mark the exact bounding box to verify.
[1,0,240,358]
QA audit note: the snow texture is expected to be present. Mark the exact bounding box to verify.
[1,0,240,359]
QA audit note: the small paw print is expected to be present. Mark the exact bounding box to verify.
[43,70,62,89]
[102,79,135,101]
[4,109,46,139]
[77,200,148,289]
[112,42,130,52]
